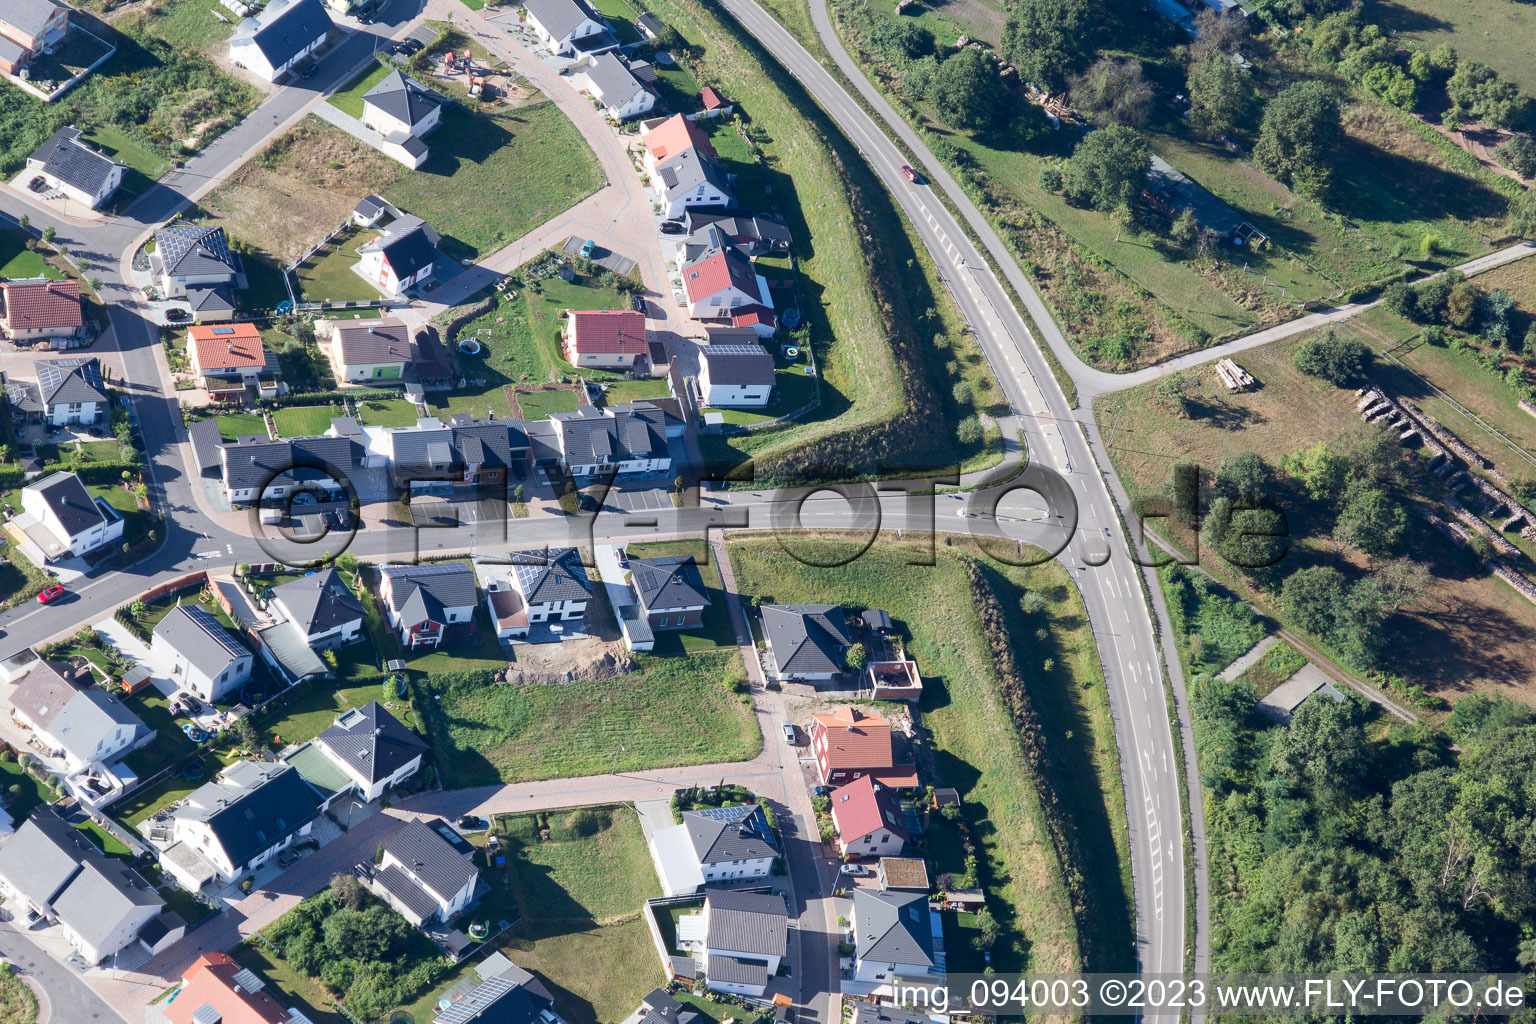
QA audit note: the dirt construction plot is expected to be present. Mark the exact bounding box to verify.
[503,635,635,685]
[200,120,403,264]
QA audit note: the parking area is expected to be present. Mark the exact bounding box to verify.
[604,485,673,512]
[561,235,637,277]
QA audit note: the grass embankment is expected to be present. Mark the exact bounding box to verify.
[640,0,1005,482]
[728,534,1133,973]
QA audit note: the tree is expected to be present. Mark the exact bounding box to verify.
[1213,450,1269,503]
[1333,482,1407,556]
[41,225,55,244]
[1189,8,1248,63]
[1203,498,1288,571]
[1497,136,1536,179]
[1000,0,1100,91]
[17,215,27,231]
[956,415,983,445]
[1268,692,1368,796]
[928,48,1002,131]
[1062,125,1150,213]
[870,16,933,59]
[1156,371,1192,416]
[1170,207,1199,248]
[329,873,366,910]
[1283,566,1347,635]
[1382,280,1416,320]
[1443,280,1481,329]
[89,275,102,292]
[1446,61,1531,130]
[1293,328,1372,385]
[845,642,868,670]
[1069,57,1155,126]
[1038,165,1063,193]
[1331,579,1391,668]
[902,55,938,100]
[1375,557,1431,611]
[1253,82,1343,200]
[1186,56,1252,141]
[1281,441,1349,503]
[1363,64,1418,110]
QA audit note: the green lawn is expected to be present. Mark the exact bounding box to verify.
[293,228,380,304]
[703,365,817,426]
[416,649,760,786]
[272,405,338,438]
[513,388,579,421]
[355,398,421,427]
[83,126,168,189]
[499,804,659,923]
[651,58,704,115]
[240,250,294,313]
[0,760,51,821]
[497,917,661,1024]
[121,0,241,52]
[728,535,1133,975]
[327,61,393,120]
[214,413,269,442]
[383,102,603,261]
[87,482,149,548]
[1374,0,1536,94]
[599,378,671,405]
[589,0,643,43]
[0,231,63,280]
[76,820,133,860]
[254,643,402,751]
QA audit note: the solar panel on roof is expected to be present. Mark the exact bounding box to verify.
[211,326,236,335]
[231,967,265,992]
[192,1003,222,1024]
[436,976,516,1024]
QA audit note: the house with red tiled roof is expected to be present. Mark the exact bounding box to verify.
[166,951,311,1024]
[0,278,81,342]
[682,248,767,320]
[829,774,909,859]
[809,706,918,789]
[563,309,648,370]
[640,113,716,180]
[188,323,272,381]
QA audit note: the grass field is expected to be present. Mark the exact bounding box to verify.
[0,964,38,1024]
[415,649,760,786]
[589,0,643,43]
[355,398,421,427]
[88,482,149,548]
[254,667,402,752]
[0,231,64,280]
[1235,639,1308,699]
[272,405,339,438]
[214,413,268,442]
[293,228,380,304]
[598,378,671,405]
[383,102,603,261]
[328,62,393,120]
[513,388,579,420]
[0,760,50,821]
[83,125,168,184]
[728,534,1132,973]
[500,805,659,923]
[499,918,660,1024]
[111,0,237,55]
[1370,0,1536,94]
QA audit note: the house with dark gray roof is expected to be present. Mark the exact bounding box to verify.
[699,889,788,996]
[217,434,361,504]
[636,12,665,39]
[761,604,851,683]
[683,209,792,253]
[654,146,735,220]
[646,806,777,896]
[0,0,70,77]
[432,956,560,1024]
[389,417,528,493]
[154,224,241,300]
[362,71,444,170]
[0,807,176,965]
[311,701,427,802]
[16,469,122,560]
[227,0,332,82]
[268,567,365,648]
[363,817,477,926]
[163,761,325,892]
[571,52,654,120]
[698,343,774,408]
[851,886,941,983]
[150,603,253,703]
[356,216,440,300]
[523,0,611,55]
[25,127,123,209]
[851,1004,932,1024]
[10,658,144,772]
[545,402,674,478]
[629,555,710,630]
[34,356,107,425]
[377,562,478,649]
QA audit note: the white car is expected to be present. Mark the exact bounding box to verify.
[839,863,868,876]
[781,722,796,743]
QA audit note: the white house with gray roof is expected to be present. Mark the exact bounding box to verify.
[361,70,444,169]
[698,343,774,408]
[153,224,241,302]
[647,806,777,896]
[570,52,655,120]
[687,889,788,996]
[522,0,613,55]
[535,402,674,478]
[161,761,324,892]
[25,127,123,209]
[629,555,709,630]
[150,603,253,703]
[377,562,478,649]
[228,0,332,82]
[364,817,478,926]
[505,548,591,629]
[268,567,365,649]
[0,807,178,965]
[850,886,942,985]
[654,147,735,220]
[10,659,145,772]
[15,469,122,560]
[310,701,427,802]
[34,356,108,426]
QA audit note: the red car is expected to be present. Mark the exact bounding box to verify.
[900,164,921,183]
[36,585,66,604]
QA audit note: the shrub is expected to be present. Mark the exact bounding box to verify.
[1294,329,1372,385]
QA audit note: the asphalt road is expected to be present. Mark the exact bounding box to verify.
[716,0,1188,990]
[0,920,120,1023]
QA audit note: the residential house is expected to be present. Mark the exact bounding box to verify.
[640,114,715,184]
[828,775,908,859]
[365,817,478,926]
[356,217,439,299]
[655,147,735,220]
[681,248,768,320]
[377,562,478,649]
[15,469,122,559]
[161,761,324,892]
[267,567,365,648]
[154,224,241,308]
[187,322,273,383]
[311,701,427,802]
[851,1004,932,1024]
[677,213,791,261]
[10,659,145,772]
[850,886,940,984]
[522,0,613,56]
[150,603,254,703]
[25,127,123,209]
[352,194,399,228]
[699,889,788,997]
[571,52,654,120]
[217,434,362,505]
[629,555,709,630]
[500,548,591,634]
[429,956,563,1024]
[530,402,673,478]
[0,278,82,343]
[761,604,850,684]
[0,808,177,966]
[3,374,43,426]
[167,952,314,1024]
[697,343,773,408]
[228,0,332,82]
[35,356,106,424]
[361,70,444,169]
[562,309,647,370]
[877,857,929,892]
[718,303,777,339]
[647,805,777,896]
[630,989,700,1024]
[0,0,70,77]
[809,706,918,788]
[325,317,415,382]
[389,417,527,492]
